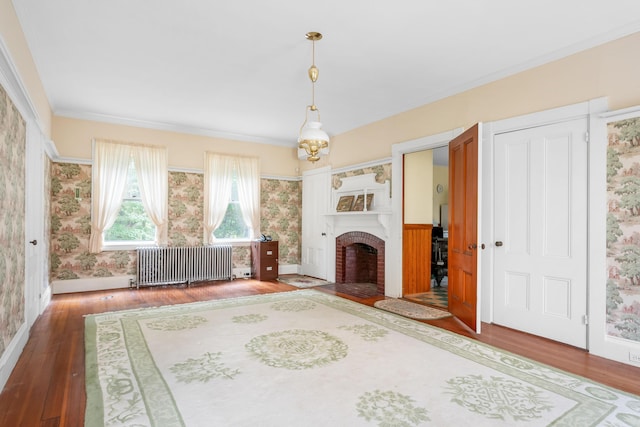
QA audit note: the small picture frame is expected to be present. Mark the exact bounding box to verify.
[336,195,355,212]
[352,194,374,211]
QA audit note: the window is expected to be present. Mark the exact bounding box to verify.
[204,153,259,244]
[89,139,168,253]
[213,170,251,240]
[103,159,156,244]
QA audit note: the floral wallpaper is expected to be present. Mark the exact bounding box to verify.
[332,163,391,190]
[50,163,135,280]
[168,172,204,247]
[50,165,301,280]
[0,84,26,357]
[606,117,640,342]
[260,179,301,265]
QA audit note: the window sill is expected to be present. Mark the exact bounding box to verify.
[102,241,157,251]
[213,239,251,246]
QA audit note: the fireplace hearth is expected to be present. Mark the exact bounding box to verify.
[335,231,385,295]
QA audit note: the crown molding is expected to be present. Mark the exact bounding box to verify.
[55,109,295,148]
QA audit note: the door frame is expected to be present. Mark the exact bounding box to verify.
[388,128,463,298]
[481,98,608,330]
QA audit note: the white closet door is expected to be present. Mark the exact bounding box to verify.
[493,118,588,348]
[25,123,46,328]
[301,167,330,279]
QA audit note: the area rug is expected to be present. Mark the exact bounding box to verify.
[277,274,331,288]
[317,282,380,298]
[374,298,452,320]
[85,290,640,426]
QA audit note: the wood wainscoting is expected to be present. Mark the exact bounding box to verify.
[402,223,432,295]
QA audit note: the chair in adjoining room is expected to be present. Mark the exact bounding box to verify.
[431,227,447,287]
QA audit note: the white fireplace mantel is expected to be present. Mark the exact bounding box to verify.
[331,173,391,212]
[327,173,392,238]
[325,211,391,238]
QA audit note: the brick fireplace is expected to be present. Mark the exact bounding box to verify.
[335,231,385,294]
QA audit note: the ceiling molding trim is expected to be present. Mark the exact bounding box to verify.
[599,104,640,119]
[55,109,295,148]
[52,156,92,165]
[43,138,59,160]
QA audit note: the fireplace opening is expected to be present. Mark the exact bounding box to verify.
[336,232,385,295]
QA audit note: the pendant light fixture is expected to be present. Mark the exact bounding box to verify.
[298,32,329,162]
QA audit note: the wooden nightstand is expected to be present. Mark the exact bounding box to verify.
[251,240,278,280]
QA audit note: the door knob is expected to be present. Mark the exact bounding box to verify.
[468,243,477,250]
[495,241,503,247]
[29,240,37,246]
[321,232,327,236]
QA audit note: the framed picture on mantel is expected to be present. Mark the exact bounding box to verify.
[352,194,374,211]
[336,195,355,212]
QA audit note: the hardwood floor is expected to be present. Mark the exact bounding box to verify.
[1,279,639,426]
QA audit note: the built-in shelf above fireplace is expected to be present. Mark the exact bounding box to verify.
[331,173,391,213]
[327,173,392,237]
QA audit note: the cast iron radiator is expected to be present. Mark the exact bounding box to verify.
[135,245,233,287]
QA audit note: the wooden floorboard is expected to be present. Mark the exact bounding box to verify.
[0,279,638,426]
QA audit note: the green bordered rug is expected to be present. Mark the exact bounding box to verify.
[374,298,452,320]
[85,289,640,426]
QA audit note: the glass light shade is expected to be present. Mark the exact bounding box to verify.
[298,121,329,162]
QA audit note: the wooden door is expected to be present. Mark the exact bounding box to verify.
[493,118,588,348]
[448,124,479,330]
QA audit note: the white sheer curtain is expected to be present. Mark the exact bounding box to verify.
[203,153,234,244]
[236,156,260,239]
[89,140,132,253]
[132,145,168,246]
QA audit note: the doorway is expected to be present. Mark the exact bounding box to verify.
[404,145,450,309]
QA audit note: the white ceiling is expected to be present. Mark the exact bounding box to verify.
[12,1,640,148]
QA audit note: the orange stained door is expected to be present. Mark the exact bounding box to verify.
[448,124,479,331]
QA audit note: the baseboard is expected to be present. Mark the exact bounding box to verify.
[40,285,52,314]
[0,321,28,392]
[52,275,134,294]
[51,268,302,292]
[278,264,300,275]
[232,267,252,279]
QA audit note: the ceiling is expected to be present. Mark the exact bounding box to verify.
[12,1,640,148]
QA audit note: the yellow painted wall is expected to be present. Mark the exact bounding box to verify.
[432,165,448,225]
[302,32,640,171]
[0,0,53,136]
[0,0,52,137]
[52,116,300,177]
[403,150,433,224]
